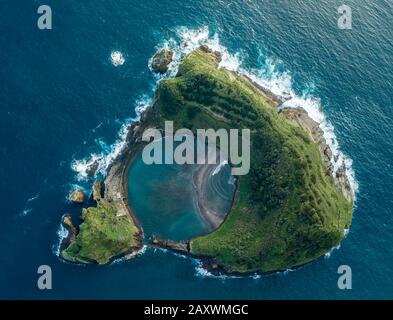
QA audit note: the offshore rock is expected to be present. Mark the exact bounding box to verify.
[151,48,173,74]
[69,189,85,203]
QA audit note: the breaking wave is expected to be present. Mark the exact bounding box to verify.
[110,51,125,66]
[19,208,32,217]
[159,26,357,196]
[52,218,69,257]
[110,245,148,265]
[72,26,357,197]
[71,96,152,180]
[19,193,40,217]
[325,244,341,259]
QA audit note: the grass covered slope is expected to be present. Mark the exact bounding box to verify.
[61,182,140,264]
[152,47,353,273]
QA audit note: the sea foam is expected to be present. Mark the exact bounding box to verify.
[68,26,358,273]
[69,27,359,269]
[71,96,151,180]
[73,26,357,192]
[53,219,69,257]
[161,26,357,197]
[19,193,40,217]
[110,51,125,66]
[19,208,32,217]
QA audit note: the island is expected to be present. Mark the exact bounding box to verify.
[60,46,353,273]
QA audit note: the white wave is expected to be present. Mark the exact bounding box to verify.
[212,160,228,176]
[282,96,358,195]
[194,259,299,278]
[92,122,103,133]
[151,242,275,279]
[193,260,256,280]
[194,261,216,278]
[158,26,243,78]
[19,193,41,216]
[155,246,190,260]
[71,96,152,180]
[252,273,261,280]
[53,219,69,257]
[110,257,127,265]
[74,26,358,193]
[325,244,341,259]
[282,268,295,275]
[153,247,167,254]
[133,95,152,119]
[151,245,188,260]
[19,208,32,216]
[138,244,148,255]
[110,51,125,66]
[159,26,357,197]
[71,154,102,181]
[194,258,297,279]
[27,193,40,202]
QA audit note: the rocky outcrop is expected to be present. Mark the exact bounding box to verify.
[69,189,85,203]
[199,45,222,66]
[91,180,103,202]
[150,235,225,274]
[243,75,286,107]
[59,46,354,271]
[335,164,353,202]
[150,235,189,254]
[86,159,100,177]
[151,48,173,74]
[281,107,353,201]
[60,214,77,253]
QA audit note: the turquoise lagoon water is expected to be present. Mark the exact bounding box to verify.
[128,138,236,240]
[129,152,206,241]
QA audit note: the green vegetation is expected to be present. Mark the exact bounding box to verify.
[61,199,139,264]
[152,48,353,273]
[61,47,352,272]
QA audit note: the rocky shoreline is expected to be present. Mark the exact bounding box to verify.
[61,45,354,272]
[237,69,353,202]
[236,66,353,203]
[149,235,228,274]
[243,74,288,107]
[60,111,151,263]
[98,120,149,258]
[60,214,78,253]
[142,49,354,271]
[280,107,353,202]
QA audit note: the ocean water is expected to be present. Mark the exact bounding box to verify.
[1,0,392,299]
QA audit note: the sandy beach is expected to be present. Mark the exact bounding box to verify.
[192,145,235,231]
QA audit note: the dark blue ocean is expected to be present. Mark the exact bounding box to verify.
[1,0,393,299]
